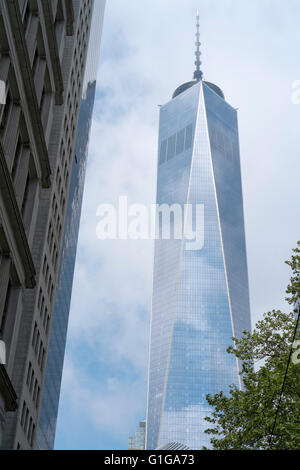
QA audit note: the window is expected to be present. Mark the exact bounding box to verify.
[167,134,176,161]
[159,139,167,165]
[185,124,194,150]
[176,129,185,155]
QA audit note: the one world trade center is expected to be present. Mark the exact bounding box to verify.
[146,14,251,450]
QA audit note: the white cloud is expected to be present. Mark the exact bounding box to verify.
[59,358,146,445]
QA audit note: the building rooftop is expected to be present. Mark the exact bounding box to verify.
[172,80,224,99]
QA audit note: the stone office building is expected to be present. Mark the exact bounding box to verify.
[0,0,97,449]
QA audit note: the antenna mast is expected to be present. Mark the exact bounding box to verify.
[194,10,203,81]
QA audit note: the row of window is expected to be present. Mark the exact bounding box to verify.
[61,0,92,165]
[20,401,36,447]
[51,193,64,235]
[40,0,93,349]
[32,322,46,371]
[0,85,37,230]
[26,362,41,409]
[15,0,91,451]
[24,0,54,118]
[48,191,62,302]
[19,4,92,451]
[209,126,237,163]
[40,0,93,319]
[37,288,51,336]
[159,124,194,165]
[56,160,69,205]
[47,220,62,270]
[44,232,59,278]
[41,255,55,303]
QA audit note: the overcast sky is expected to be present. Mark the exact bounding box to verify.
[54,0,300,450]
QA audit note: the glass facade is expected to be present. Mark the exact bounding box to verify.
[36,1,106,449]
[129,421,146,450]
[146,81,251,450]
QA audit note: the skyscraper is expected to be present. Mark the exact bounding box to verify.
[146,14,251,450]
[36,1,105,450]
[0,0,103,450]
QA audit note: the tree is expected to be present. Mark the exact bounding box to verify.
[203,242,300,450]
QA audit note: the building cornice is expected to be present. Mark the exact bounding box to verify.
[2,0,51,188]
[40,0,64,105]
[0,140,36,289]
[0,365,18,412]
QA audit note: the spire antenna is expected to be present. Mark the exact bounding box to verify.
[194,10,203,81]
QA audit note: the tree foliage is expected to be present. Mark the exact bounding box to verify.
[204,242,300,450]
